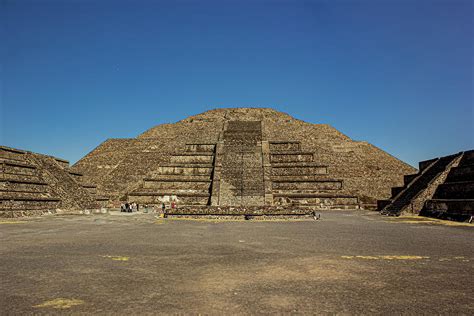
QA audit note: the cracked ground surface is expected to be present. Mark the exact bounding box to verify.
[0,211,473,314]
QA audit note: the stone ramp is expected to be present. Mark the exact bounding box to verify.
[379,153,461,215]
[420,150,474,221]
[218,121,265,206]
[379,150,474,221]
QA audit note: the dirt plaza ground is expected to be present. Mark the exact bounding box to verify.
[0,210,473,314]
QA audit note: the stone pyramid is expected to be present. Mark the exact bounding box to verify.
[1,145,107,217]
[72,108,416,209]
[379,150,473,221]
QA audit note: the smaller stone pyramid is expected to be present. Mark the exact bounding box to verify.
[0,146,107,217]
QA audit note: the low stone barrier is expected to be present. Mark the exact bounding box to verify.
[166,205,314,218]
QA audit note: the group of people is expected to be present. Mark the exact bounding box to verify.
[120,202,141,213]
[120,201,178,213]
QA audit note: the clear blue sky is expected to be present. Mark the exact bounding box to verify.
[1,0,473,167]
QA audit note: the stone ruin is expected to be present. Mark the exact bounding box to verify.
[3,108,471,220]
[0,146,107,217]
[70,108,416,213]
[379,150,474,221]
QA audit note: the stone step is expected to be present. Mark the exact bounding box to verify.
[272,169,328,176]
[171,152,214,156]
[68,171,83,182]
[271,162,327,167]
[273,187,346,195]
[391,186,404,198]
[403,174,418,186]
[433,181,474,199]
[270,163,327,176]
[128,193,210,206]
[0,195,60,202]
[0,182,48,192]
[459,149,474,166]
[170,155,214,164]
[280,203,359,210]
[0,199,61,211]
[224,129,261,133]
[0,146,27,162]
[270,152,314,163]
[377,199,392,211]
[144,176,212,182]
[154,165,213,176]
[0,174,45,184]
[158,163,213,168]
[184,144,216,153]
[272,178,340,183]
[273,194,359,207]
[82,185,98,195]
[129,191,210,197]
[0,187,48,194]
[420,199,474,220]
[445,164,474,183]
[0,159,36,169]
[273,192,357,198]
[0,191,54,199]
[419,158,438,172]
[271,175,331,181]
[269,141,301,152]
[1,165,37,176]
[143,180,211,190]
[272,180,343,190]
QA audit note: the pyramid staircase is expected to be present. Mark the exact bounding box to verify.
[127,144,215,206]
[215,120,265,206]
[127,121,359,212]
[420,150,474,221]
[268,141,358,209]
[379,152,464,216]
[0,146,107,217]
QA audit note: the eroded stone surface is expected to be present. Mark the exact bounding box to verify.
[73,108,416,208]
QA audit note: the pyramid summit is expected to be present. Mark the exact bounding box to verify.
[71,107,415,209]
